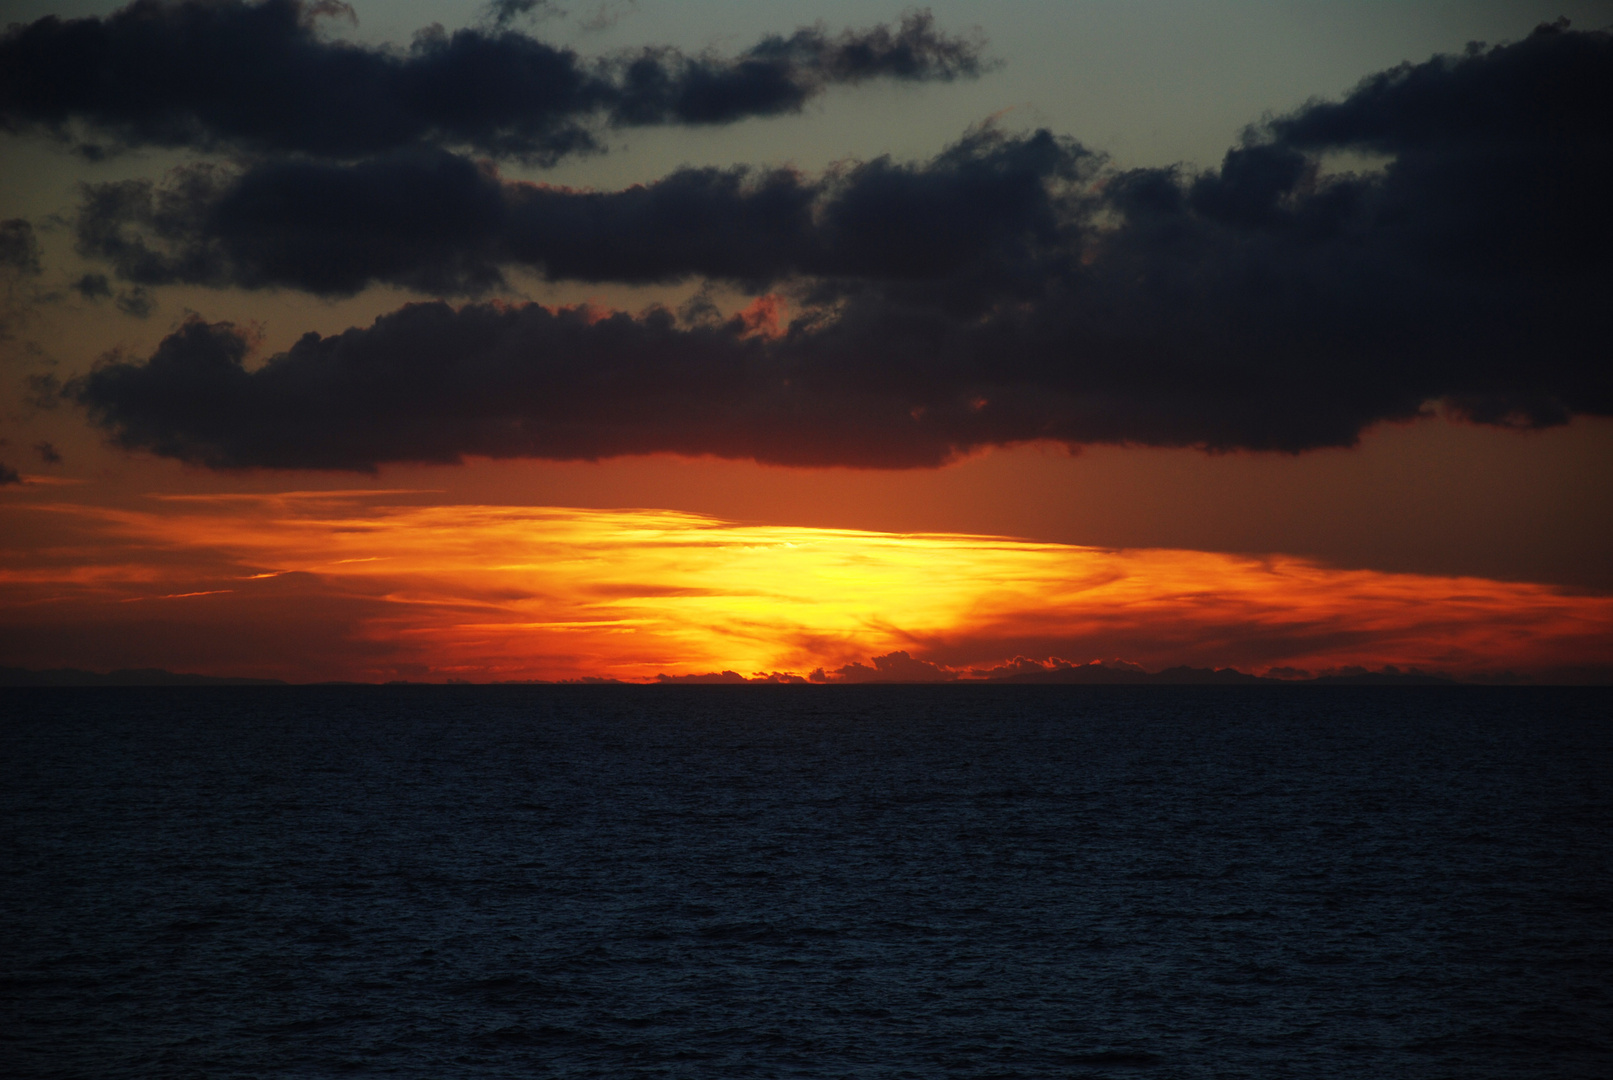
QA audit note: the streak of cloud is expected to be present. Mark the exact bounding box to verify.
[0,1,986,162]
[73,131,1078,296]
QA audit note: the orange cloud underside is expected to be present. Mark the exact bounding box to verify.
[3,493,1609,682]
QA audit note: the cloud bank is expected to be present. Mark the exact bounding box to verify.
[52,20,1613,466]
[0,0,984,162]
[74,130,1083,296]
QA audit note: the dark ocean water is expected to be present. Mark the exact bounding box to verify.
[2,686,1610,1079]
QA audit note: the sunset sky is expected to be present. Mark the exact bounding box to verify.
[1,0,1609,682]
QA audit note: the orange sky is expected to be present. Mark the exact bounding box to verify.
[2,5,1609,684]
[3,486,1608,683]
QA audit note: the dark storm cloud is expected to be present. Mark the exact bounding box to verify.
[69,24,1613,467]
[0,0,984,162]
[73,129,1083,296]
[74,303,977,469]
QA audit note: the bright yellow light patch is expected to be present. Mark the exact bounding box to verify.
[3,493,1609,682]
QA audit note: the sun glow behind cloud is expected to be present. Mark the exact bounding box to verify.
[2,492,1608,682]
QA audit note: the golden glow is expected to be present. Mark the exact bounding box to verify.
[2,492,1609,682]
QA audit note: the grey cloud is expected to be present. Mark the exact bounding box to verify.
[64,24,1613,466]
[0,1,986,163]
[73,128,1084,297]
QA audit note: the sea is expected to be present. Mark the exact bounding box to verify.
[2,685,1609,1078]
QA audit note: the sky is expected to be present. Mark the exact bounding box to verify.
[1,0,1610,683]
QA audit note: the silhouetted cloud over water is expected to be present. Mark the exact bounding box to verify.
[0,1,984,162]
[57,20,1613,466]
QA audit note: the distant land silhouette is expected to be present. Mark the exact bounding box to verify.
[2,662,1566,687]
[651,661,1462,687]
[1,667,286,687]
